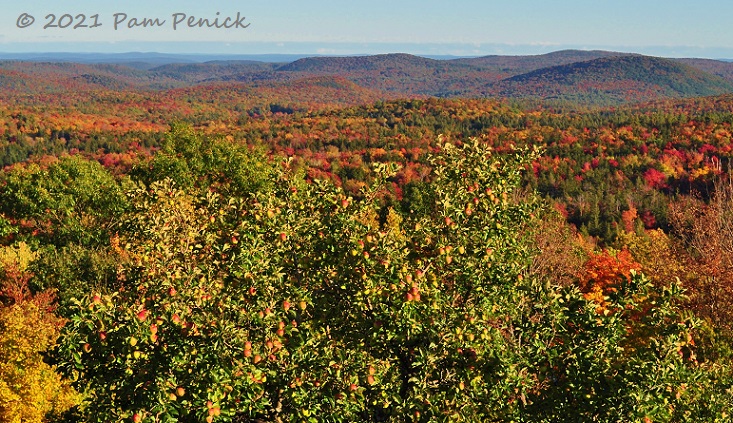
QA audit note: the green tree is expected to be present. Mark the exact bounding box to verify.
[0,155,128,247]
[55,136,732,422]
[130,123,277,197]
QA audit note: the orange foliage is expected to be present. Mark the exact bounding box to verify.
[578,249,642,313]
[621,205,638,233]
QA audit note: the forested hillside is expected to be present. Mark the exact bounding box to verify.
[489,56,733,104]
[3,50,733,103]
[1,51,733,422]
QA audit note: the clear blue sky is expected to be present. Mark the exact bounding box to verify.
[1,0,733,58]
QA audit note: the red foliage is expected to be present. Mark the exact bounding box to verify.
[553,202,569,219]
[532,161,541,177]
[0,265,57,313]
[641,210,656,229]
[699,143,718,154]
[643,168,668,189]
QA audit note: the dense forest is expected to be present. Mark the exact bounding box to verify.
[1,51,733,422]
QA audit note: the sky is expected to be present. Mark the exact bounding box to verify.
[1,0,733,58]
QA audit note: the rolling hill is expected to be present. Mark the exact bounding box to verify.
[271,51,733,103]
[452,49,628,76]
[276,53,500,96]
[485,55,733,105]
[0,61,185,94]
[1,50,733,106]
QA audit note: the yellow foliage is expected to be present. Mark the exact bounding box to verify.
[0,242,37,273]
[618,229,686,288]
[689,166,712,181]
[355,203,380,230]
[659,154,684,179]
[382,207,405,243]
[0,302,80,422]
[583,285,609,315]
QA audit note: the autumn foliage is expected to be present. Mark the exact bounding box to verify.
[578,249,642,313]
[38,134,731,422]
[0,246,79,423]
[0,62,732,420]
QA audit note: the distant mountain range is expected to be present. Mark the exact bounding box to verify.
[2,50,733,105]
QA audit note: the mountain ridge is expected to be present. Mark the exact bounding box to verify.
[484,55,733,104]
[1,50,733,105]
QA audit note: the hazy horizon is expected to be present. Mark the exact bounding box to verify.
[2,1,733,60]
[1,43,733,62]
